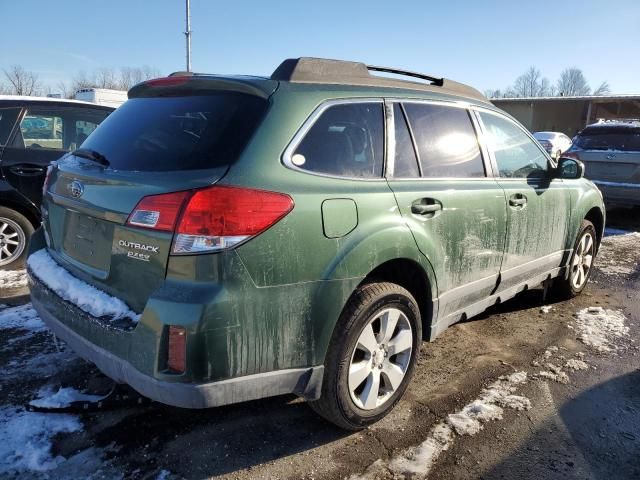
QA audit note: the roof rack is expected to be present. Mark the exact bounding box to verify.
[271,57,486,102]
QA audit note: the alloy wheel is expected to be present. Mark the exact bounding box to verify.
[0,217,26,267]
[348,308,413,410]
[571,232,594,289]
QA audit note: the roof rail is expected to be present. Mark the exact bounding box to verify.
[271,57,486,102]
[366,65,444,86]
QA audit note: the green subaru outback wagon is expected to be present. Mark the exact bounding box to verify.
[27,58,605,430]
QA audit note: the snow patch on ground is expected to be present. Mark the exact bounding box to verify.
[565,359,589,371]
[351,372,530,480]
[0,406,82,474]
[540,305,553,314]
[575,307,628,353]
[27,249,140,322]
[0,303,45,333]
[31,386,107,409]
[596,232,640,276]
[0,268,27,289]
[543,346,558,359]
[538,363,570,384]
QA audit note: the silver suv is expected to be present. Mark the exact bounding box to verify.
[566,120,640,207]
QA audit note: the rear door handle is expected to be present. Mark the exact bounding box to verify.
[9,165,46,176]
[411,200,442,216]
[508,194,527,208]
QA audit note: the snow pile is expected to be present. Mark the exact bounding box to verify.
[596,231,640,276]
[30,386,106,409]
[351,372,530,480]
[574,307,628,353]
[0,303,46,333]
[27,249,140,322]
[540,305,553,314]
[0,406,82,473]
[0,269,27,289]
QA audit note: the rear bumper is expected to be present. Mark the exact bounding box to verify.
[593,180,640,206]
[28,265,324,409]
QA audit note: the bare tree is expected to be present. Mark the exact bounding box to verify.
[118,66,160,90]
[557,68,591,96]
[3,65,40,96]
[592,81,611,96]
[510,67,552,97]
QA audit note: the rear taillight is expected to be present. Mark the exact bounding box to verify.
[167,326,186,373]
[174,185,294,254]
[562,151,580,160]
[126,185,294,254]
[127,191,190,231]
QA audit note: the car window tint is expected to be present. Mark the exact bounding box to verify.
[292,103,384,178]
[404,103,485,178]
[392,104,419,178]
[19,106,110,152]
[479,112,548,178]
[0,108,21,146]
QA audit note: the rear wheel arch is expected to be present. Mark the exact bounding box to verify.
[359,258,434,341]
[0,195,40,229]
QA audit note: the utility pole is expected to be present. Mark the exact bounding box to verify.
[185,0,192,71]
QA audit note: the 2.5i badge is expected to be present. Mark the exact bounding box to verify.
[118,239,159,262]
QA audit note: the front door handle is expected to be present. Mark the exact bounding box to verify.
[508,194,527,208]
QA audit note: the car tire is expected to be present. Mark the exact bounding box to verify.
[0,207,34,270]
[309,282,422,430]
[550,220,597,300]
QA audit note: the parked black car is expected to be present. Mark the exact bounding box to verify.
[0,96,113,269]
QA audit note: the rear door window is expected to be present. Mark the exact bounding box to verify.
[392,104,420,178]
[80,93,268,171]
[404,103,485,178]
[479,112,548,178]
[290,102,384,178]
[0,108,21,146]
[15,106,110,151]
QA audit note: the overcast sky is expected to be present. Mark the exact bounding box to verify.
[1,0,638,94]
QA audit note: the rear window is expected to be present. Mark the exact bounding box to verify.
[80,93,267,171]
[574,128,640,152]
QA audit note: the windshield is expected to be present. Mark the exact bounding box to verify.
[574,128,640,152]
[79,93,268,171]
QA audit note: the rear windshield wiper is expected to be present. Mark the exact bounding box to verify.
[72,148,110,167]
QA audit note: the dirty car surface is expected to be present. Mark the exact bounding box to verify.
[27,57,606,429]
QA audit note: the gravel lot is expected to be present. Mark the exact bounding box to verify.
[1,209,639,480]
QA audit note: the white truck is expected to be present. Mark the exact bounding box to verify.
[74,88,128,108]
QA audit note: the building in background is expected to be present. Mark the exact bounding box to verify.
[492,95,640,136]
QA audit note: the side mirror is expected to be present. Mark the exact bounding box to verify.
[556,157,584,179]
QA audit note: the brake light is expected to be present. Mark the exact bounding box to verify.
[562,151,580,160]
[126,185,294,254]
[167,326,186,373]
[127,191,190,231]
[173,185,294,254]
[144,76,191,88]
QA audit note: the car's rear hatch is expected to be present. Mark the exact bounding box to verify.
[573,125,640,184]
[41,76,276,314]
